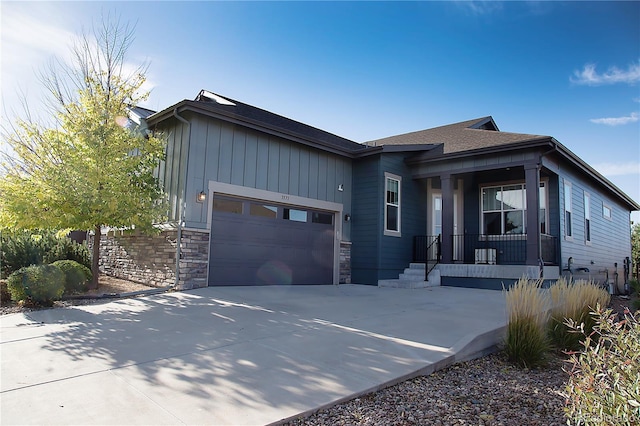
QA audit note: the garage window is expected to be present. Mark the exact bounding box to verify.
[250,203,278,218]
[213,198,243,214]
[312,212,333,225]
[284,208,307,222]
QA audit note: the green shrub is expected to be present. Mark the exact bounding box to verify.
[44,238,91,270]
[548,278,610,351]
[504,277,550,368]
[6,264,65,306]
[51,260,92,294]
[564,307,640,425]
[1,231,48,277]
[630,279,640,296]
[1,230,91,278]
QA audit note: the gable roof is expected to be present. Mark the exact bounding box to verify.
[366,116,551,154]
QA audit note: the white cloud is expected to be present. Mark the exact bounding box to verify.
[590,112,639,126]
[593,162,640,177]
[571,61,640,86]
[456,1,503,15]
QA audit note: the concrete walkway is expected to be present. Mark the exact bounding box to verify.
[0,285,507,425]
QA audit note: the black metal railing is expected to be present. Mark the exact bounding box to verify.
[413,235,441,281]
[413,233,559,267]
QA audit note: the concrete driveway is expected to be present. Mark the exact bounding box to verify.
[1,285,507,425]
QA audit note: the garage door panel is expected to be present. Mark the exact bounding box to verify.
[209,196,335,286]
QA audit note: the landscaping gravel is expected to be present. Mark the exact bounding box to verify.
[282,352,569,426]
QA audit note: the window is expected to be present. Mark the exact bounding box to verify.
[433,196,442,236]
[284,208,307,222]
[564,181,572,238]
[312,212,333,225]
[603,203,612,220]
[539,184,547,234]
[584,192,591,244]
[482,184,525,235]
[384,173,401,236]
[481,182,548,236]
[250,203,278,218]
[213,198,243,214]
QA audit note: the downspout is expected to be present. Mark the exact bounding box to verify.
[173,108,191,289]
[538,141,559,276]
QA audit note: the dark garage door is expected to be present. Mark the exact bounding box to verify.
[208,196,335,286]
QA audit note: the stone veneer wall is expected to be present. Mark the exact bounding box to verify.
[340,241,352,284]
[96,229,210,289]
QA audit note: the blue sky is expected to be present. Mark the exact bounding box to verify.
[2,1,639,220]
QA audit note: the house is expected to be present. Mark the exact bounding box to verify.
[99,90,639,291]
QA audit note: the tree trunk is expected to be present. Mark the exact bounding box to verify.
[90,224,101,290]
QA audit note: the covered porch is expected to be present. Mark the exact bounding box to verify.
[407,149,562,287]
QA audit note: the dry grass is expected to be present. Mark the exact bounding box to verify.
[504,277,550,368]
[548,278,610,351]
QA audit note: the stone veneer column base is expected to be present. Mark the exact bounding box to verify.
[340,241,352,284]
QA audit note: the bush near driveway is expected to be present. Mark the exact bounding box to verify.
[0,230,91,278]
[51,260,92,294]
[6,264,65,306]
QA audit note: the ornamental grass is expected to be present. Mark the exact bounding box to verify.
[548,277,610,351]
[504,277,550,368]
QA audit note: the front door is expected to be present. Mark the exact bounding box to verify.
[432,193,462,261]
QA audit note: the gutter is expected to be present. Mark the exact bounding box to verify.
[172,108,191,289]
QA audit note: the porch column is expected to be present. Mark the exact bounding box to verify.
[441,174,454,263]
[525,163,541,267]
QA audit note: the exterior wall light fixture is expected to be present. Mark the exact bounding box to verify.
[338,184,344,192]
[197,191,207,203]
[344,214,351,222]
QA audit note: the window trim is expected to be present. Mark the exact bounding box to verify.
[564,180,573,240]
[584,192,591,245]
[384,172,401,237]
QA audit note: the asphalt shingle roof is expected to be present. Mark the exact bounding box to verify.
[366,116,551,154]
[192,90,367,153]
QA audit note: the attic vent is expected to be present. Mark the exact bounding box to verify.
[196,90,236,106]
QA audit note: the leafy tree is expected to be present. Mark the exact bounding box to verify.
[0,18,166,289]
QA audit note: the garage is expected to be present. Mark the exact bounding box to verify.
[208,195,336,285]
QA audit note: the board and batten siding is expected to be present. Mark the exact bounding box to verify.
[155,119,189,222]
[158,113,353,238]
[558,168,632,281]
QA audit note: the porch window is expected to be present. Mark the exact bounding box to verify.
[384,172,401,236]
[482,184,525,235]
[481,182,547,235]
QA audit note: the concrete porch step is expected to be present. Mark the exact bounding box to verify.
[378,264,441,288]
